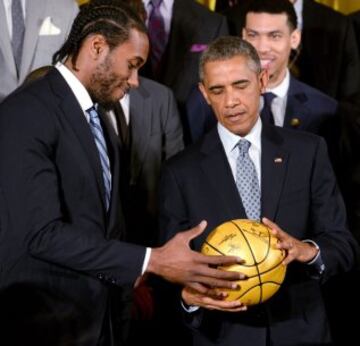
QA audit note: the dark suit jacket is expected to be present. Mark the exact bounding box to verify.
[186,75,338,144]
[351,10,360,56]
[0,68,146,346]
[158,125,357,346]
[333,93,360,244]
[223,0,360,100]
[122,77,184,246]
[141,0,228,108]
[297,0,360,100]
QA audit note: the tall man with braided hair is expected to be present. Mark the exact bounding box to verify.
[0,4,244,346]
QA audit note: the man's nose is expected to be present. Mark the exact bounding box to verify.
[128,69,139,89]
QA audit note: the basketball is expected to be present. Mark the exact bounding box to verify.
[201,219,286,306]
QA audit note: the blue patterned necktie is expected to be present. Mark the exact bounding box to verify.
[11,0,25,77]
[148,0,167,75]
[87,106,112,210]
[236,139,261,221]
[260,92,276,125]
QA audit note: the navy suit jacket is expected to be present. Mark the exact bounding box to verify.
[0,68,146,345]
[158,124,357,346]
[186,75,338,145]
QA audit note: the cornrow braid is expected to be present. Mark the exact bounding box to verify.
[52,3,147,69]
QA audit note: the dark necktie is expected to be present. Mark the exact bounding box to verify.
[260,92,276,125]
[148,0,167,76]
[86,106,112,210]
[235,139,261,221]
[11,0,25,78]
[113,102,130,149]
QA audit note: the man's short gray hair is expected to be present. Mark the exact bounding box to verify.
[199,36,261,81]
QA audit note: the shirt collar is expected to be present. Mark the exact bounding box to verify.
[55,62,94,115]
[266,69,290,98]
[218,116,262,156]
[143,0,173,11]
[292,0,303,30]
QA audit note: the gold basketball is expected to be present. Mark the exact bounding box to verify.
[201,219,286,306]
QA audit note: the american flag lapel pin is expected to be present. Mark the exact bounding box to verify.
[274,157,283,163]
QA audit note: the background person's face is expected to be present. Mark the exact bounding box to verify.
[88,29,149,106]
[243,12,300,88]
[199,55,267,136]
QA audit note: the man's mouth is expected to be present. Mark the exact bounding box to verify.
[260,58,273,69]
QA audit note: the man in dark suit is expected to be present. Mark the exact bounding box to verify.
[158,36,357,346]
[141,0,228,141]
[105,77,184,247]
[186,0,338,147]
[0,4,245,346]
[102,77,184,345]
[0,0,79,102]
[224,0,360,101]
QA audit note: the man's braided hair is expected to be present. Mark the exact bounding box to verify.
[52,2,147,69]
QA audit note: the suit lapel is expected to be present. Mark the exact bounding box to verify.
[20,0,46,80]
[261,125,289,221]
[0,1,17,78]
[49,69,107,211]
[284,77,310,130]
[200,129,247,219]
[129,82,152,184]
[99,110,123,238]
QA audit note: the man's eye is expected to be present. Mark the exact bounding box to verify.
[271,33,282,39]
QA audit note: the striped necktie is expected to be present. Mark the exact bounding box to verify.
[148,0,167,76]
[11,0,25,77]
[87,106,112,210]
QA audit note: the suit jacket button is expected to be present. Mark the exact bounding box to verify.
[97,273,104,280]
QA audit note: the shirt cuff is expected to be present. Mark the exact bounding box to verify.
[181,300,200,313]
[141,247,151,275]
[302,239,325,275]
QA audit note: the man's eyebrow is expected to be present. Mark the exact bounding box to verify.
[232,79,250,86]
[208,84,224,91]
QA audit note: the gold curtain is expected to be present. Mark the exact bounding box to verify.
[316,0,360,14]
[197,0,360,14]
[196,0,216,11]
[77,0,89,6]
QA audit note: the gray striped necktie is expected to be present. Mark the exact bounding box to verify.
[236,139,261,221]
[11,0,25,77]
[87,106,112,210]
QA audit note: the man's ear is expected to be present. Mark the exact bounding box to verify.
[199,82,211,105]
[87,34,108,60]
[259,69,269,94]
[290,29,301,51]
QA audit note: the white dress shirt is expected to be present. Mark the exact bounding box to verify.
[261,69,290,128]
[2,0,27,39]
[217,116,262,188]
[55,62,151,275]
[107,94,130,135]
[142,0,174,35]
